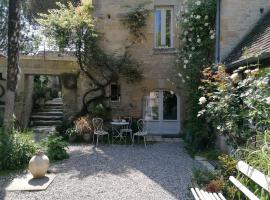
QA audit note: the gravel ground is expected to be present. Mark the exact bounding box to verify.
[0,142,198,200]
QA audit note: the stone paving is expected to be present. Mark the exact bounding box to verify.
[1,142,198,200]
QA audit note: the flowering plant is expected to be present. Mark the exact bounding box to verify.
[177,0,216,150]
[199,66,270,146]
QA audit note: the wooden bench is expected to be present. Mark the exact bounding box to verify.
[191,160,270,200]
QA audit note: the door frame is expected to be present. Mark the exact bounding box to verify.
[143,90,181,135]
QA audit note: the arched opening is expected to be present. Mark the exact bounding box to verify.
[143,90,180,135]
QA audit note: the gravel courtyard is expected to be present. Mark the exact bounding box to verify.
[1,142,198,200]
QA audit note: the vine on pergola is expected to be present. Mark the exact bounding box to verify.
[38,1,149,115]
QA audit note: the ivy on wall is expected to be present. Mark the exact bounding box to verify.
[177,0,216,151]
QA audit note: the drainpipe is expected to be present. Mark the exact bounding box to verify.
[215,0,221,64]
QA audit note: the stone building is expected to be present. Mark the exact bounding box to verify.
[0,0,184,135]
[220,0,270,67]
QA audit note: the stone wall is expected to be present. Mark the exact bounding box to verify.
[220,0,270,60]
[76,0,185,127]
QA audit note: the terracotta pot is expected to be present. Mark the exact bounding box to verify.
[29,150,49,178]
[83,133,92,142]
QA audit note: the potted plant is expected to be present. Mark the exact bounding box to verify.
[74,115,93,142]
[66,127,77,142]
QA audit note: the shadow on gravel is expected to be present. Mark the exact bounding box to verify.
[53,143,197,199]
[0,172,15,199]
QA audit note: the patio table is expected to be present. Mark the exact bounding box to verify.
[110,121,129,143]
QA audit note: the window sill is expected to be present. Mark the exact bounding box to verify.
[153,48,177,55]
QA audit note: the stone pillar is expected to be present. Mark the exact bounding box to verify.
[22,75,34,127]
[14,73,26,127]
[61,73,78,120]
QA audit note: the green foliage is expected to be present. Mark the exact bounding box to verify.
[177,0,217,151]
[90,103,111,121]
[41,133,69,161]
[232,132,270,200]
[197,149,221,160]
[56,118,74,139]
[123,4,151,39]
[199,67,270,146]
[218,154,237,179]
[192,168,217,187]
[0,0,40,53]
[38,1,143,114]
[0,130,37,170]
[24,0,79,22]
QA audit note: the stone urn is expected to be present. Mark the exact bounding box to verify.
[29,150,49,178]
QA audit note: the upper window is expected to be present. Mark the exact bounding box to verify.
[110,83,120,102]
[155,7,173,48]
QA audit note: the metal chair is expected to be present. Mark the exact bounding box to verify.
[92,118,110,146]
[120,117,133,144]
[132,119,147,148]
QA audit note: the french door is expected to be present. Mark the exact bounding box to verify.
[143,90,180,135]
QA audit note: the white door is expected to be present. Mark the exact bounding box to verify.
[143,90,180,135]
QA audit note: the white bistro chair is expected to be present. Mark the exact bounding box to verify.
[120,117,133,143]
[92,118,110,146]
[132,119,148,148]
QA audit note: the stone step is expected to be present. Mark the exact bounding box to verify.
[31,115,63,121]
[32,111,63,116]
[37,108,63,112]
[44,103,63,107]
[43,105,63,109]
[32,120,62,126]
[31,126,56,133]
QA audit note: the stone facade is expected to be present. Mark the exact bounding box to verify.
[78,0,185,130]
[220,0,270,60]
[0,0,185,133]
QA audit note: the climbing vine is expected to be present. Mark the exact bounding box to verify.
[177,0,216,151]
[38,1,147,115]
[122,4,151,40]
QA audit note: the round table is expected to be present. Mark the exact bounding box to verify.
[110,121,130,143]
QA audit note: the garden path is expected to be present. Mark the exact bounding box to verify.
[1,142,198,200]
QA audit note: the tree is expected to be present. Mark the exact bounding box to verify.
[24,0,80,23]
[3,0,21,132]
[38,1,143,115]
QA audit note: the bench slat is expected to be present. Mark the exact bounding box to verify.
[217,193,226,200]
[195,188,207,199]
[213,193,222,200]
[201,190,214,200]
[191,188,200,200]
[191,187,225,200]
[207,192,217,200]
[229,176,260,200]
[237,160,270,193]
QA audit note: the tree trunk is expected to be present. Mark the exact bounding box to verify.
[3,0,21,133]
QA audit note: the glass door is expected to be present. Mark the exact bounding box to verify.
[144,90,180,135]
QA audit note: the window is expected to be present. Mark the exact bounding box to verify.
[155,7,173,48]
[110,84,120,102]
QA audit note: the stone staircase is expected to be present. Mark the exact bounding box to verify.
[30,98,63,136]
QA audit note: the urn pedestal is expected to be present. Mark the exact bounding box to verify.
[29,151,49,178]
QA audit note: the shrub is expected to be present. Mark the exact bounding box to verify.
[206,179,225,193]
[191,168,217,187]
[0,130,37,170]
[218,154,237,179]
[199,67,270,146]
[56,118,74,139]
[41,133,69,161]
